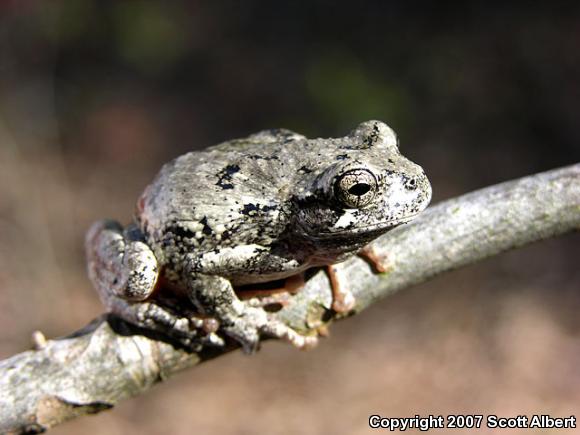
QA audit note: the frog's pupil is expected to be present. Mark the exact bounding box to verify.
[349,183,371,196]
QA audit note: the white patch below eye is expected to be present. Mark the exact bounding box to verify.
[333,209,358,229]
[387,183,414,208]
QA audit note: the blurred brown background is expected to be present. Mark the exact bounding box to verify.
[0,2,579,434]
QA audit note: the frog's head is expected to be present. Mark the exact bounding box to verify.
[293,121,431,250]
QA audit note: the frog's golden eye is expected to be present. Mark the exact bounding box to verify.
[334,168,378,208]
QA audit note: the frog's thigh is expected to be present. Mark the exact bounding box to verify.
[86,219,159,302]
[191,244,299,276]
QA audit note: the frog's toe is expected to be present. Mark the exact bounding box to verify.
[232,327,261,354]
[204,332,226,348]
[298,335,319,350]
[257,316,319,350]
[331,291,356,313]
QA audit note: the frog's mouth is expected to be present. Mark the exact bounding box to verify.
[315,212,421,239]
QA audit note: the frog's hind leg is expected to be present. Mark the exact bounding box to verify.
[86,220,224,349]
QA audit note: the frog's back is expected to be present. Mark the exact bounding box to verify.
[137,130,311,262]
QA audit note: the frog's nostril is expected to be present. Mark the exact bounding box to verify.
[348,183,371,196]
[404,177,417,190]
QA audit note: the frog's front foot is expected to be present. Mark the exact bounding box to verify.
[326,265,356,313]
[189,274,317,354]
[358,244,391,273]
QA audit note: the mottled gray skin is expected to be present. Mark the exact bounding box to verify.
[86,121,432,353]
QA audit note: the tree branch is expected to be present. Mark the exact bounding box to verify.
[1,164,578,434]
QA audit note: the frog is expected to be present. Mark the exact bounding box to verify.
[85,120,432,353]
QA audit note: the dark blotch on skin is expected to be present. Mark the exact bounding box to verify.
[216,164,241,190]
[169,226,196,239]
[200,216,213,235]
[241,203,277,216]
[247,154,279,161]
[241,203,259,215]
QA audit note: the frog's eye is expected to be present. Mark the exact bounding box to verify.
[334,169,378,208]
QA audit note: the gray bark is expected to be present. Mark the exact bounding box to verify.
[1,164,578,434]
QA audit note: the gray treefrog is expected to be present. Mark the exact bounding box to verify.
[86,121,431,353]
